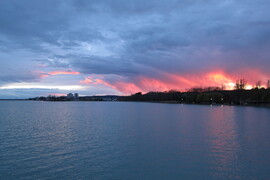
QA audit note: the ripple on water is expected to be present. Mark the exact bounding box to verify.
[1,101,270,180]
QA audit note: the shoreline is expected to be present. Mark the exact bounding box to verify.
[118,100,270,108]
[1,99,269,108]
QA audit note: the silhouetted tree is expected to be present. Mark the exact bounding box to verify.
[204,86,222,91]
[267,80,270,89]
[189,87,204,92]
[221,83,226,91]
[135,92,142,96]
[254,80,262,89]
[235,79,247,90]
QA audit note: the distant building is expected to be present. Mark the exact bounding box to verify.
[67,93,74,99]
[66,93,79,100]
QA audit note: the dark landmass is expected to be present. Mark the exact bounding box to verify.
[29,95,121,101]
[118,88,270,107]
[28,88,270,107]
[26,78,270,107]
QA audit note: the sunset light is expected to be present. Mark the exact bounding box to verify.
[0,0,269,98]
[1,1,270,179]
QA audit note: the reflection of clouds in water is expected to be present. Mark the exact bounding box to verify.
[207,106,241,179]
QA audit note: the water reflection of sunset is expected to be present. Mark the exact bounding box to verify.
[206,106,241,178]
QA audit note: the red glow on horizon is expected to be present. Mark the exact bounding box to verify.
[80,69,269,94]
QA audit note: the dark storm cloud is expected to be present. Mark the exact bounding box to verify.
[0,71,39,85]
[71,55,137,75]
[0,0,105,52]
[1,0,270,88]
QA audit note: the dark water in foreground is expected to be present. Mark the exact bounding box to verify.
[0,101,270,180]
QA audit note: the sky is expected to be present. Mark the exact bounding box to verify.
[0,0,270,98]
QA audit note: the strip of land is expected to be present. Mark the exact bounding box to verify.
[27,88,270,107]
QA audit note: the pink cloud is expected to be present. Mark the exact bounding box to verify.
[48,71,80,75]
[38,70,81,78]
[80,69,270,94]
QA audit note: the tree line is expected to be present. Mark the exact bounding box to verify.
[119,79,270,106]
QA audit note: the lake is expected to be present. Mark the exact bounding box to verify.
[0,101,270,179]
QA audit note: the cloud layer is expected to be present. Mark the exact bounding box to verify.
[0,0,270,97]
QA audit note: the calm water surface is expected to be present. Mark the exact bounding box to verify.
[0,101,270,180]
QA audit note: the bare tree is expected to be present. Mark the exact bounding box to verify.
[189,87,203,92]
[235,79,247,90]
[221,83,226,91]
[255,80,262,89]
[267,80,270,89]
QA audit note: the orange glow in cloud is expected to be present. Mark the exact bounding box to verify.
[80,76,141,93]
[207,72,232,83]
[38,70,80,78]
[80,77,116,89]
[80,69,269,94]
[204,71,235,89]
[112,82,142,93]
